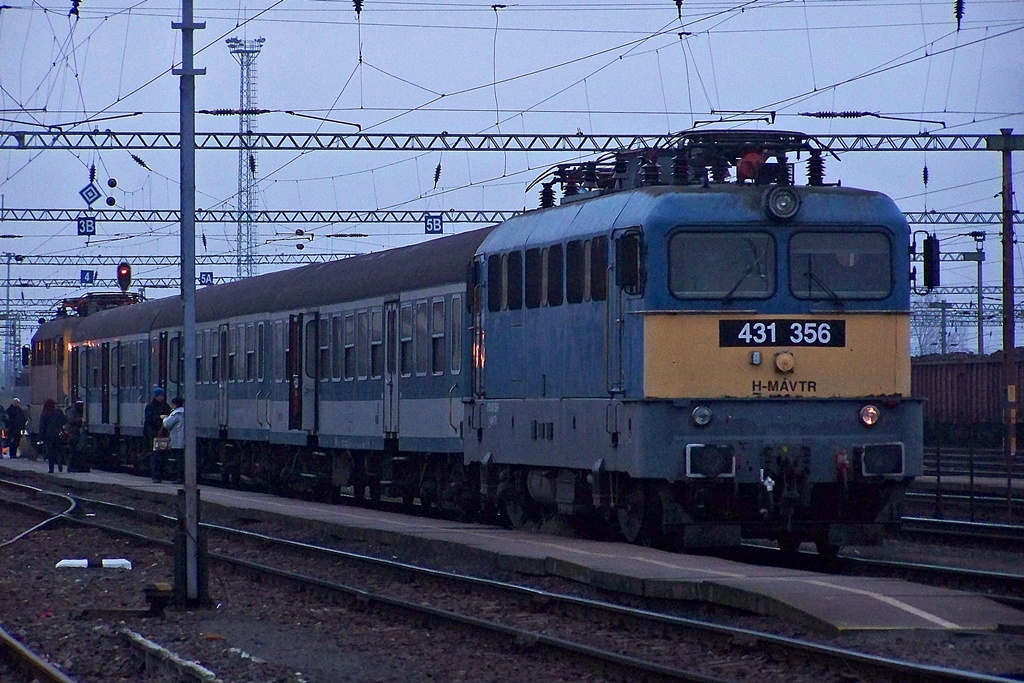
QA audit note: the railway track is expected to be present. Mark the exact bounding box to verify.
[0,626,77,683]
[899,516,1024,545]
[1,478,1021,683]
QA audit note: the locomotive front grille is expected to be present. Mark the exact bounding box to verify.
[685,444,736,479]
[860,443,905,477]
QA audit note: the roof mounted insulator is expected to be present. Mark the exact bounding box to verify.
[642,155,661,186]
[613,153,628,177]
[563,172,579,197]
[583,162,598,188]
[540,182,555,208]
[806,150,825,186]
[711,158,729,184]
[672,149,690,185]
[777,153,793,186]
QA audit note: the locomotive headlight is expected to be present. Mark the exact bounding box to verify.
[859,404,880,427]
[691,405,713,427]
[765,186,801,220]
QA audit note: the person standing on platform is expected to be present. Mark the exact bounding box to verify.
[145,387,172,482]
[5,399,27,459]
[162,397,185,483]
[38,399,66,473]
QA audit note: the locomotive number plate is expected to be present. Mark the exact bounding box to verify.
[719,319,846,347]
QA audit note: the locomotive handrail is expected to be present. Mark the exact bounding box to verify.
[448,384,458,433]
[255,390,264,427]
[264,394,272,428]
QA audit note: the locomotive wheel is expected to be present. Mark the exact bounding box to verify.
[617,480,654,545]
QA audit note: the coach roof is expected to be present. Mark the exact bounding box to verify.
[73,225,495,341]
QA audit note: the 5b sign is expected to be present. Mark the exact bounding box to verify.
[424,214,443,234]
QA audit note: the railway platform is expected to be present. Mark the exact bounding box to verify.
[3,457,1023,634]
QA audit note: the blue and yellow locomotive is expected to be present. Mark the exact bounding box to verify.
[28,131,921,554]
[468,131,920,553]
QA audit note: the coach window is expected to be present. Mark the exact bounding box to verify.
[247,323,257,382]
[525,248,542,308]
[273,321,285,382]
[371,309,384,379]
[416,301,429,375]
[343,314,356,381]
[357,312,369,380]
[331,316,343,380]
[506,251,523,310]
[547,243,564,306]
[591,235,608,301]
[113,346,122,389]
[566,240,585,303]
[669,232,773,299]
[305,319,318,380]
[431,300,445,375]
[197,332,204,383]
[487,254,502,312]
[256,323,266,382]
[169,335,180,384]
[319,319,331,381]
[450,295,462,374]
[234,325,245,381]
[131,343,140,388]
[789,232,892,300]
[400,304,413,377]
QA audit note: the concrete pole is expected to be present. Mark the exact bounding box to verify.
[999,128,1016,519]
[173,0,204,604]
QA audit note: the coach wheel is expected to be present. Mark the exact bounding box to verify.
[815,539,841,560]
[777,532,802,556]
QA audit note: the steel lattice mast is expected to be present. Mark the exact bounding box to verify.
[226,37,265,278]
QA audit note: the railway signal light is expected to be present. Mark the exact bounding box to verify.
[116,261,132,292]
[923,234,940,287]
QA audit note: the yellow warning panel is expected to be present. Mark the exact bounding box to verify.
[643,312,910,399]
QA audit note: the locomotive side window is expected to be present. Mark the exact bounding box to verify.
[416,301,429,376]
[566,240,585,303]
[371,309,384,379]
[197,332,204,383]
[789,232,892,300]
[668,232,773,299]
[616,231,645,296]
[450,295,462,374]
[431,300,445,375]
[400,305,413,377]
[547,243,564,306]
[344,314,356,381]
[524,248,542,309]
[487,254,502,312]
[331,316,343,380]
[506,251,523,310]
[591,236,608,301]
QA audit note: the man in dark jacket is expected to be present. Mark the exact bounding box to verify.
[144,387,171,482]
[5,398,27,459]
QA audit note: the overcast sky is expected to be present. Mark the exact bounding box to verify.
[1,0,1022,348]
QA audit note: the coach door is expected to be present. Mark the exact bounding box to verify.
[217,324,230,428]
[383,301,400,435]
[101,342,111,424]
[287,314,302,431]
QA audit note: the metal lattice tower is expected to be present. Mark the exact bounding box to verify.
[226,36,265,279]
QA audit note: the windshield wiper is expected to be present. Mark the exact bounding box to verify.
[722,249,766,303]
[803,270,844,304]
